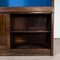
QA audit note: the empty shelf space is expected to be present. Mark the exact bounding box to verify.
[9,13,52,55]
[14,43,50,49]
[10,14,51,31]
[10,33,51,49]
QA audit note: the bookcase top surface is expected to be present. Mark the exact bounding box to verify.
[0,7,53,13]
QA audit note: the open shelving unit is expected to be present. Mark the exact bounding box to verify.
[10,13,51,49]
[0,7,54,56]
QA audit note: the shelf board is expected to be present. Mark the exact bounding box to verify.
[0,48,50,56]
[0,7,53,13]
[11,30,50,33]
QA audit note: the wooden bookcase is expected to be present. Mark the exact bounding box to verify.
[0,0,54,56]
[0,7,54,56]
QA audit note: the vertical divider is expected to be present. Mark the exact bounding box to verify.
[5,13,11,49]
[50,12,54,55]
[0,13,7,49]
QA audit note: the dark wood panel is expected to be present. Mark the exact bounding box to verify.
[0,49,50,56]
[0,14,6,46]
[50,12,54,55]
[5,14,11,49]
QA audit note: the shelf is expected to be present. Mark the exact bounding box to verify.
[0,7,53,13]
[15,43,49,49]
[11,30,50,33]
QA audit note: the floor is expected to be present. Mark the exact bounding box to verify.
[0,38,60,60]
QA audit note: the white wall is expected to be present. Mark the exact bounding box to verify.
[54,0,60,38]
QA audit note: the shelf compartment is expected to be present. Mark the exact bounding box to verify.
[10,33,51,49]
[10,13,51,55]
[11,49,50,55]
[10,14,51,31]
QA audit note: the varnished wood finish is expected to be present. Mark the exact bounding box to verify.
[0,7,54,56]
[50,12,54,55]
[0,14,7,49]
[0,49,50,56]
[0,7,53,13]
[5,14,11,49]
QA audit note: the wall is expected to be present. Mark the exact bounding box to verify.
[8,0,51,7]
[54,0,60,38]
[0,0,8,7]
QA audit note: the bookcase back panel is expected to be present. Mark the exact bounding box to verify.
[10,14,51,31]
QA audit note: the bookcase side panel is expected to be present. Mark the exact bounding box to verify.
[5,14,11,49]
[0,14,7,49]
